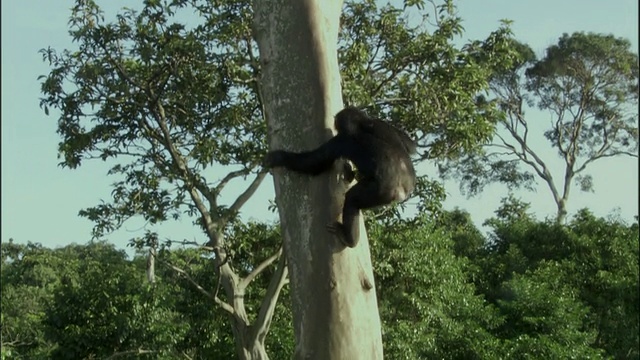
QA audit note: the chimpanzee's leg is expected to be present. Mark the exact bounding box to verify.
[328,181,392,247]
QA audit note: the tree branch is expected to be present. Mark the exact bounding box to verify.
[240,247,283,289]
[227,170,268,216]
[99,42,144,90]
[252,249,289,344]
[106,348,157,359]
[574,150,638,174]
[214,169,251,195]
[501,121,553,182]
[162,260,234,315]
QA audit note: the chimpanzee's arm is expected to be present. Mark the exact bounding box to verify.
[264,135,350,175]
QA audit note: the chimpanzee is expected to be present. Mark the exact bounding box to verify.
[264,107,416,248]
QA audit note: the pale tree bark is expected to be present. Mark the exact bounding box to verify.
[253,0,384,359]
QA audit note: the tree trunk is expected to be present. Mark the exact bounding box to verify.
[253,0,384,359]
[557,167,573,223]
[556,198,568,223]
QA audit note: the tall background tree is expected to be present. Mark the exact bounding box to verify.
[442,32,639,222]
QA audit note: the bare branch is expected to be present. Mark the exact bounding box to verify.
[502,121,553,181]
[227,170,268,216]
[240,247,283,289]
[193,176,218,214]
[427,0,441,27]
[214,169,251,195]
[106,349,157,359]
[574,150,638,174]
[493,131,556,196]
[252,250,289,343]
[162,260,234,315]
[169,238,216,251]
[374,97,410,107]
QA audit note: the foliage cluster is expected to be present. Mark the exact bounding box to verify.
[3,209,638,359]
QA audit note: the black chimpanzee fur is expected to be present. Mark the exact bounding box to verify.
[264,107,416,248]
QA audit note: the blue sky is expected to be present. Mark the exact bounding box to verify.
[2,0,638,252]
